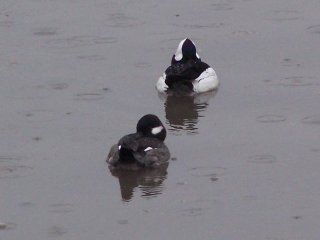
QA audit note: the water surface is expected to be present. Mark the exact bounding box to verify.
[1,0,320,239]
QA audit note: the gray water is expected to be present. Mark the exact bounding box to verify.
[1,0,320,239]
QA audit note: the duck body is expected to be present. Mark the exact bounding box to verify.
[107,115,170,169]
[156,38,219,94]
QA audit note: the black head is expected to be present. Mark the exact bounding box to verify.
[171,38,200,64]
[136,114,166,141]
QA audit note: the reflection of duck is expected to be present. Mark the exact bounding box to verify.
[157,38,219,93]
[108,162,169,201]
[159,91,217,134]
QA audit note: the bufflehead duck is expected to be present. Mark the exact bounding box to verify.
[107,114,170,169]
[156,38,219,94]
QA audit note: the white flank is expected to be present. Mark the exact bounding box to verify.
[174,39,186,61]
[193,67,219,93]
[144,147,153,152]
[151,126,163,135]
[156,73,168,93]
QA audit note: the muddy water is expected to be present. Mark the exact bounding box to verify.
[1,0,320,239]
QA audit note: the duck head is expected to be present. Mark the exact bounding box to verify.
[136,114,166,141]
[171,38,201,64]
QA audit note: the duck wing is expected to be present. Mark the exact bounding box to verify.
[165,61,210,84]
[132,138,170,167]
[106,144,120,165]
[117,133,141,163]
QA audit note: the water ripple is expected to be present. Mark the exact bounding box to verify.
[280,58,301,67]
[48,203,74,214]
[301,115,320,125]
[256,115,286,123]
[180,207,205,217]
[74,93,104,101]
[210,3,233,11]
[248,154,277,164]
[188,166,226,182]
[77,54,106,61]
[0,165,33,179]
[279,76,314,87]
[46,35,117,49]
[33,27,57,36]
[265,10,302,22]
[106,13,144,28]
[307,25,320,34]
[0,20,14,27]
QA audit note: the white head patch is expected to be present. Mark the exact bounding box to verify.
[174,39,186,61]
[118,145,121,150]
[151,126,163,135]
[174,38,200,61]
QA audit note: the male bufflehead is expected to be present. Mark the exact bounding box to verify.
[107,114,170,169]
[156,38,219,94]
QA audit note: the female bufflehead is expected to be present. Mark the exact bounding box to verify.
[107,114,170,169]
[156,38,219,94]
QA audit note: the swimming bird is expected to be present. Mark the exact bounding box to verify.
[107,114,170,169]
[156,38,219,94]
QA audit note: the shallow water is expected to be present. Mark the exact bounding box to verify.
[1,0,320,239]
